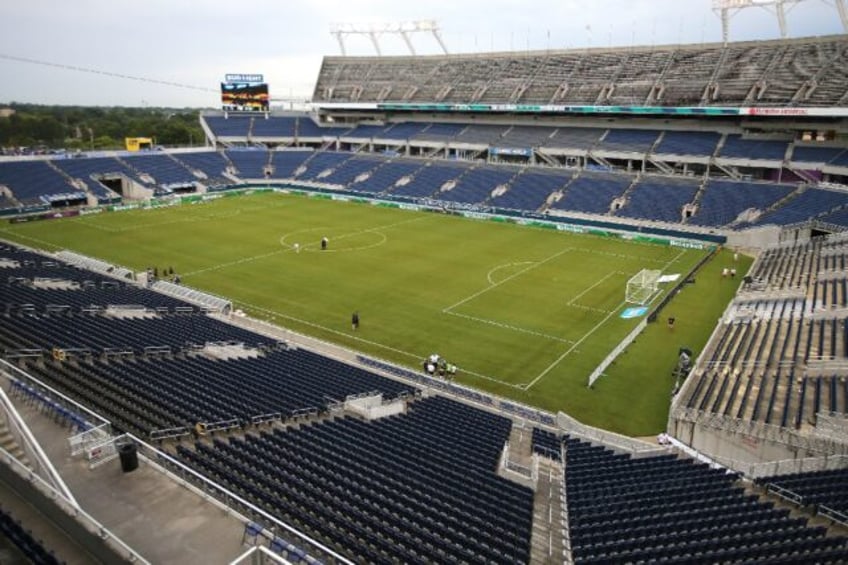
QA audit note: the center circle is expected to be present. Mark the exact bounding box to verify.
[279,228,387,252]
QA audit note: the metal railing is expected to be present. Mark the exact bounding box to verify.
[132,437,353,564]
[0,386,78,507]
[0,445,149,564]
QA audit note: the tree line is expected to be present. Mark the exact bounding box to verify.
[0,103,207,151]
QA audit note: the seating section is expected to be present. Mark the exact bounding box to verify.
[653,131,722,157]
[498,126,557,148]
[792,146,846,164]
[124,153,196,187]
[491,169,571,211]
[565,437,848,564]
[617,176,700,223]
[412,122,467,141]
[225,149,268,178]
[269,150,313,178]
[0,160,85,205]
[173,151,229,186]
[175,396,533,563]
[454,125,508,145]
[531,427,562,460]
[251,116,297,138]
[544,128,604,149]
[680,233,848,430]
[295,117,350,138]
[348,160,423,193]
[390,163,465,198]
[296,152,353,181]
[23,348,415,436]
[820,207,848,228]
[3,282,196,314]
[0,506,62,565]
[551,173,632,215]
[689,180,794,227]
[0,195,19,210]
[313,36,848,107]
[380,122,430,140]
[597,129,661,153]
[438,166,516,205]
[760,468,848,516]
[720,135,790,161]
[0,314,271,354]
[205,116,252,137]
[317,155,383,186]
[755,188,848,226]
[2,141,844,229]
[53,156,147,195]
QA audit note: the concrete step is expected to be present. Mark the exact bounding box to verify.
[529,459,565,564]
[0,423,29,466]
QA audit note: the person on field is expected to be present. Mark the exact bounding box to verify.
[321,236,328,250]
[351,311,360,331]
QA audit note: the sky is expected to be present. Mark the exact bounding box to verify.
[0,0,841,108]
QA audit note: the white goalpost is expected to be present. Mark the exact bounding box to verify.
[625,269,662,305]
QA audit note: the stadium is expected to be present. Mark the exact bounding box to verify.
[1,2,848,563]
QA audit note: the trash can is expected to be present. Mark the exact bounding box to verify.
[118,442,138,473]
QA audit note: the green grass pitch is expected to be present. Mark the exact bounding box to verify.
[0,191,750,435]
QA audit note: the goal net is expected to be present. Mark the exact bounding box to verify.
[625,269,662,305]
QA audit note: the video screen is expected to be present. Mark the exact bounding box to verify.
[221,82,269,111]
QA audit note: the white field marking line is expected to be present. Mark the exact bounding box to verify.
[75,202,289,233]
[443,310,575,344]
[443,246,574,313]
[522,299,628,391]
[568,247,670,264]
[566,304,616,315]
[184,215,429,277]
[0,230,63,251]
[237,301,521,387]
[183,249,289,277]
[521,249,690,390]
[280,215,429,251]
[567,271,620,306]
[279,228,388,254]
[565,270,628,314]
[663,248,687,269]
[486,261,536,286]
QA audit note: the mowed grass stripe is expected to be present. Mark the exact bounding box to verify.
[1,191,730,435]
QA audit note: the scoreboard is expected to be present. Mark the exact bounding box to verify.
[221,74,269,112]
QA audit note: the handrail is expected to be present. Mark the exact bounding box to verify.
[0,359,110,428]
[0,445,150,564]
[819,504,848,528]
[0,386,78,507]
[0,360,352,563]
[131,435,354,564]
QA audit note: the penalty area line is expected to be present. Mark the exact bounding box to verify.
[522,300,628,391]
[443,310,575,344]
[443,246,574,313]
[236,301,522,388]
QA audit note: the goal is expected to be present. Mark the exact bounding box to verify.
[625,269,662,305]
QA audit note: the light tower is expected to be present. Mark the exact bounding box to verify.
[329,20,448,57]
[712,0,848,43]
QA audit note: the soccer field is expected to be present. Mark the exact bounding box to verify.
[0,191,747,435]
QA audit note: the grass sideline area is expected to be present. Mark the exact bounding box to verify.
[0,191,747,435]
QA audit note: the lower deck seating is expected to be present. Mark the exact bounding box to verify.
[531,427,562,460]
[759,468,848,516]
[565,437,848,564]
[175,396,533,563]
